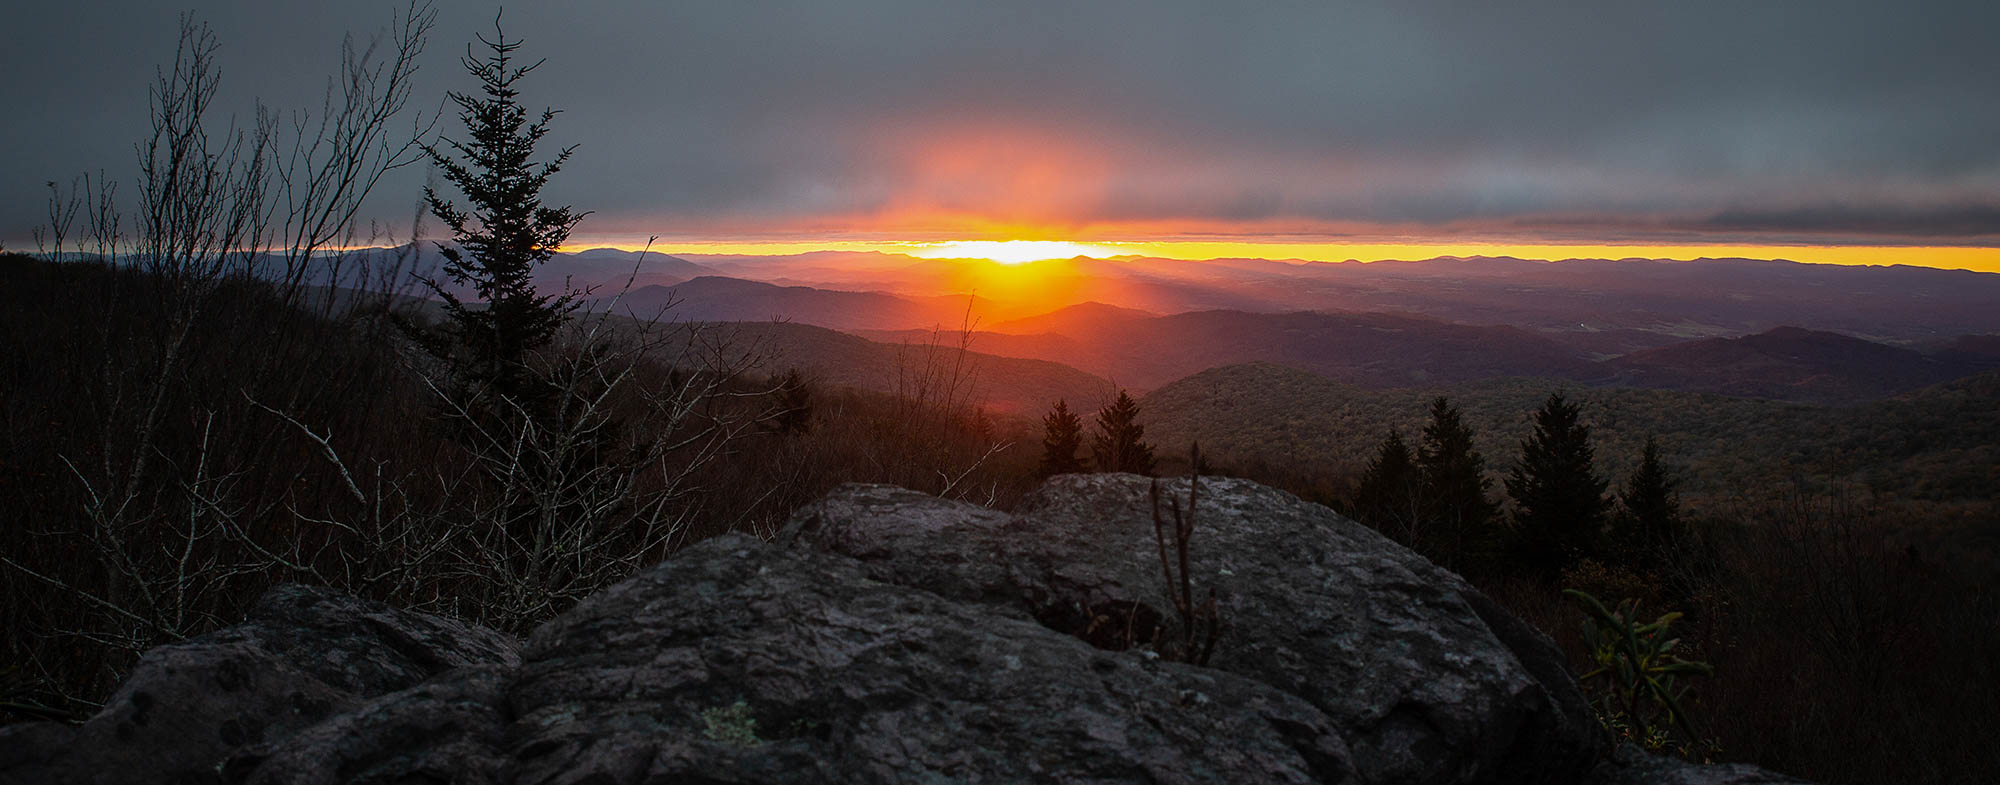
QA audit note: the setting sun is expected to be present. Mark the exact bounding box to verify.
[911,240,1122,265]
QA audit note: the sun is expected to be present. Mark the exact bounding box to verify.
[912,240,1122,265]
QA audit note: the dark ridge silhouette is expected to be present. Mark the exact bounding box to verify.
[687,320,1115,417]
[600,276,995,332]
[1609,326,1980,404]
[887,306,1604,390]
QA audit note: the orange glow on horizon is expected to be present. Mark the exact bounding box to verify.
[910,240,1125,264]
[574,237,2000,274]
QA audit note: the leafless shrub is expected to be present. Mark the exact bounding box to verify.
[1148,445,1223,665]
[887,300,1015,502]
[394,260,776,628]
[2,3,442,712]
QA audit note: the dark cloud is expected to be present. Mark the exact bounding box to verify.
[1693,203,2000,239]
[6,1,2000,246]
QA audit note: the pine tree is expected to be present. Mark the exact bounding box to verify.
[1352,429,1423,545]
[418,21,584,399]
[1038,399,1085,477]
[771,368,814,435]
[408,22,601,595]
[1091,390,1156,475]
[1506,392,1610,578]
[1615,436,1683,565]
[1416,396,1499,573]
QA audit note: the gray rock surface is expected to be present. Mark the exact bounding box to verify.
[232,664,513,785]
[508,535,1354,784]
[0,584,519,785]
[0,475,1815,785]
[782,475,1600,785]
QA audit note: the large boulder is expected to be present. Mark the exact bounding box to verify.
[1,475,1816,785]
[507,535,1355,784]
[781,475,1601,785]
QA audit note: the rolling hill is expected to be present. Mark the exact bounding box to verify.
[873,302,1607,390]
[683,320,1116,418]
[1607,326,1984,404]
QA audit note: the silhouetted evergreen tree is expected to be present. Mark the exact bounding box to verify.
[1615,436,1683,565]
[771,368,814,435]
[1352,429,1423,545]
[1416,396,1499,573]
[1506,392,1610,578]
[417,21,584,399]
[401,21,609,581]
[969,405,996,445]
[1038,399,1085,477]
[1091,390,1156,475]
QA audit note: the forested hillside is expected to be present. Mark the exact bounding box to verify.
[1142,361,2000,508]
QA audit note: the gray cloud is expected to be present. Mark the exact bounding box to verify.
[1692,203,2000,239]
[7,0,2000,246]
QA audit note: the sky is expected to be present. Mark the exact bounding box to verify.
[6,1,2000,269]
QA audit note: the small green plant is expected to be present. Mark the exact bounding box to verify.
[1564,588,1714,751]
[700,699,763,748]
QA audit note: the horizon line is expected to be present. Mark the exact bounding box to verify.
[557,238,2000,274]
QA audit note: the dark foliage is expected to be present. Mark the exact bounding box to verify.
[1091,389,1156,475]
[1416,396,1499,573]
[1351,429,1424,546]
[1141,362,2000,512]
[1699,480,2000,784]
[415,20,584,400]
[1614,436,1685,566]
[1038,399,1085,477]
[1154,370,2000,785]
[0,254,434,711]
[769,368,814,435]
[0,251,1044,716]
[1507,392,1611,579]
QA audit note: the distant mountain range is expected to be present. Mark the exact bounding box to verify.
[357,246,2000,406]
[547,248,723,292]
[369,245,2000,336]
[117,245,2000,350]
[875,302,1999,404]
[673,251,2000,346]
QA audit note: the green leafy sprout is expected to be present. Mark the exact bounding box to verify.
[1564,588,1716,746]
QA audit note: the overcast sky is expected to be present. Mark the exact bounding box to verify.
[6,0,2000,249]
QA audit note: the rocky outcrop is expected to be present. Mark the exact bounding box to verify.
[781,475,1601,785]
[1,474,1812,785]
[0,584,519,785]
[508,535,1354,784]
